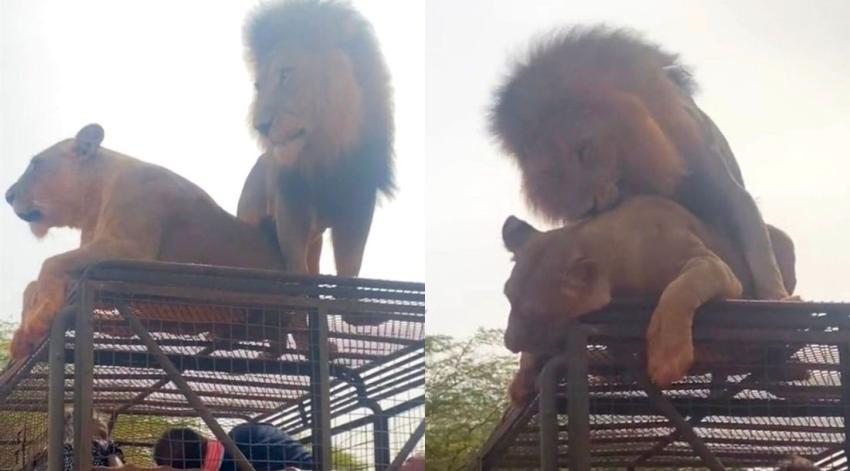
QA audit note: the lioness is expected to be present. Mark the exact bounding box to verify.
[501,196,796,403]
[238,1,395,317]
[5,124,291,359]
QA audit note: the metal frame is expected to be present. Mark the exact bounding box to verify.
[1,260,425,471]
[477,300,850,470]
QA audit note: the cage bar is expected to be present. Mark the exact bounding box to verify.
[0,260,425,471]
[477,300,850,470]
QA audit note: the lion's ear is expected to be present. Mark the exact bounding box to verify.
[73,124,105,158]
[502,215,539,253]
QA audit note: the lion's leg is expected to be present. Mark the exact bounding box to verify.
[272,175,314,274]
[271,187,316,351]
[306,234,323,275]
[509,352,547,407]
[9,281,40,360]
[331,193,376,278]
[236,153,273,227]
[332,195,380,326]
[11,240,157,359]
[694,146,787,300]
[22,281,37,312]
[646,252,743,387]
[767,224,796,295]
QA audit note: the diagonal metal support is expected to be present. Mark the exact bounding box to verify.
[628,345,804,469]
[108,344,217,431]
[628,372,760,469]
[388,419,425,470]
[474,399,538,470]
[116,302,256,471]
[635,371,725,471]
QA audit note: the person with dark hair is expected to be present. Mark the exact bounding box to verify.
[153,423,314,471]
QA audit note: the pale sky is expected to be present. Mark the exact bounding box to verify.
[426,0,850,337]
[0,0,425,324]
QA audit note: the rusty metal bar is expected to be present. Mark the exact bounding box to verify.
[73,281,95,471]
[628,371,762,468]
[298,396,424,443]
[48,309,68,471]
[374,414,391,471]
[539,355,566,471]
[388,418,425,470]
[109,344,217,427]
[93,279,423,318]
[116,302,255,471]
[636,372,725,471]
[840,342,850,465]
[566,327,591,471]
[309,307,332,470]
[81,260,425,306]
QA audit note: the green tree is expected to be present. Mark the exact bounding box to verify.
[426,328,517,470]
[0,321,15,366]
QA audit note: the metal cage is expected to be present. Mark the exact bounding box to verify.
[0,260,425,471]
[475,301,850,470]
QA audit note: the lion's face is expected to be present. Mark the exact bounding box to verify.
[250,42,363,166]
[501,216,610,353]
[5,124,104,238]
[512,105,624,222]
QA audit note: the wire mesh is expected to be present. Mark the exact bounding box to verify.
[0,260,425,471]
[480,301,850,470]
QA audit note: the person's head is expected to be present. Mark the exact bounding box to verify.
[153,427,206,468]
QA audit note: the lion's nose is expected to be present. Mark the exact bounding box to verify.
[5,185,15,205]
[255,121,272,136]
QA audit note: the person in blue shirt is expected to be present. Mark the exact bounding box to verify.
[152,423,314,471]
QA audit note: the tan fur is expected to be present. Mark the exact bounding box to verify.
[501,196,796,403]
[490,25,790,300]
[239,1,394,311]
[5,124,291,359]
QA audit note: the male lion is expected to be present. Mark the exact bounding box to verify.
[5,124,292,359]
[501,196,796,404]
[490,25,789,301]
[238,0,394,309]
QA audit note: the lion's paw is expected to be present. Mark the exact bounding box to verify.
[9,329,37,360]
[646,315,694,388]
[508,371,536,407]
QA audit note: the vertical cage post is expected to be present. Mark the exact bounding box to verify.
[73,282,95,471]
[309,307,332,470]
[839,341,850,462]
[374,414,391,470]
[47,311,67,471]
[565,326,591,471]
[539,355,566,471]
